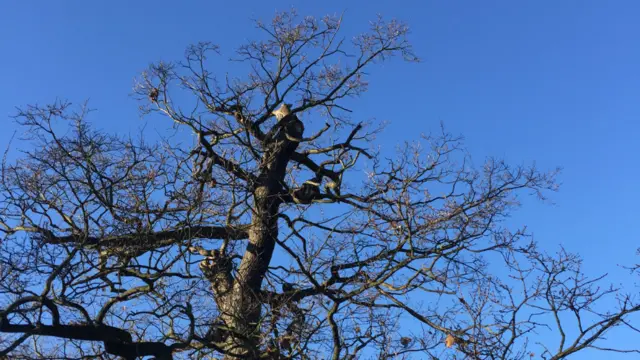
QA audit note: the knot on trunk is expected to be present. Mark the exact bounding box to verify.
[199,250,233,295]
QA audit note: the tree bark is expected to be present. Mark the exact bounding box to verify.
[219,114,303,358]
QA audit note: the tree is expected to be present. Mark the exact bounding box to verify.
[0,10,638,360]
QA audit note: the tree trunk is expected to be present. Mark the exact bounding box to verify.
[219,115,302,358]
[220,185,280,358]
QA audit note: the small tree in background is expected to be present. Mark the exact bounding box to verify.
[1,10,638,360]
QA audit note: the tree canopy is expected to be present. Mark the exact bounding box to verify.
[0,9,638,360]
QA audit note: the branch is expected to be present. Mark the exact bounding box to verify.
[290,152,341,182]
[197,133,258,184]
[0,322,176,359]
[16,224,250,250]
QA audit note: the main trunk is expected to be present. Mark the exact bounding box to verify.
[220,185,280,358]
[219,114,303,358]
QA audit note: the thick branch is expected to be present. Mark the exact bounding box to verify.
[197,133,258,184]
[0,322,131,343]
[0,321,176,359]
[24,225,250,249]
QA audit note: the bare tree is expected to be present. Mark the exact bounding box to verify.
[1,10,638,360]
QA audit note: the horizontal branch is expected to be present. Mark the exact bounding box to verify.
[300,123,371,158]
[0,321,176,359]
[18,225,250,250]
[0,322,131,343]
[290,152,340,182]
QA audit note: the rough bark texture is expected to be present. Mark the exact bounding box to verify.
[214,113,303,358]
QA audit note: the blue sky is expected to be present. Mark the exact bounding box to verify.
[1,1,639,358]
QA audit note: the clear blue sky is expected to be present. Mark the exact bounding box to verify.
[1,1,639,358]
